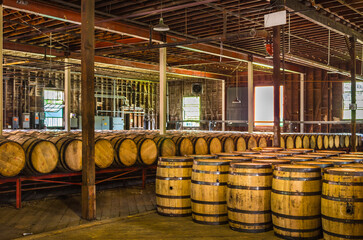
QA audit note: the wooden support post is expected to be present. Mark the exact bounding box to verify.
[347,36,357,151]
[64,58,71,132]
[248,61,254,133]
[222,80,225,131]
[81,0,96,220]
[159,47,167,135]
[273,26,281,147]
[0,4,3,135]
[300,73,304,133]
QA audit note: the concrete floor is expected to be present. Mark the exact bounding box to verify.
[0,183,156,240]
[17,212,280,240]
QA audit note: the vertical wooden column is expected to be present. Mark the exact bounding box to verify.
[349,36,357,151]
[0,4,3,135]
[300,73,304,133]
[221,80,225,131]
[273,26,281,147]
[248,61,254,133]
[64,58,71,132]
[159,47,167,135]
[81,0,96,220]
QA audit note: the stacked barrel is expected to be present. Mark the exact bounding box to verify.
[156,146,363,239]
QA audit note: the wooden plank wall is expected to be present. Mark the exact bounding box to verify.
[168,79,223,130]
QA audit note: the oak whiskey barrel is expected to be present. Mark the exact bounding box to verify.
[156,156,194,217]
[321,168,363,240]
[192,137,209,155]
[191,159,230,225]
[227,162,273,233]
[172,137,194,156]
[0,139,26,177]
[154,137,177,157]
[271,165,322,239]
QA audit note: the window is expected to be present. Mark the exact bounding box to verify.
[44,89,64,127]
[183,96,200,127]
[255,86,284,126]
[343,82,363,119]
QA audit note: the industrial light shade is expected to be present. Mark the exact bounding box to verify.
[232,97,241,104]
[153,18,170,32]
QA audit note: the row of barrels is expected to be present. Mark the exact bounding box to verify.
[0,130,361,177]
[156,150,363,240]
[281,134,362,150]
[0,131,271,177]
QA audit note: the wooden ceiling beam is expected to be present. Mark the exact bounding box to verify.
[280,0,363,43]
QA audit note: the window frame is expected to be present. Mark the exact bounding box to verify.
[182,96,201,127]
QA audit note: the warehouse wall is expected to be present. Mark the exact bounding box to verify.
[224,69,350,133]
[168,79,223,130]
[3,67,159,129]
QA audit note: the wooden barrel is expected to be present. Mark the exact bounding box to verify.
[8,137,59,175]
[321,168,363,240]
[234,136,246,151]
[333,135,340,149]
[191,159,230,225]
[216,152,240,158]
[95,138,114,169]
[344,135,350,148]
[289,148,315,153]
[189,154,217,160]
[349,152,363,155]
[317,135,324,150]
[295,135,303,149]
[49,137,82,172]
[310,135,317,149]
[280,136,285,149]
[316,150,346,155]
[285,136,295,149]
[227,162,273,232]
[295,154,325,160]
[112,137,138,167]
[329,156,363,163]
[278,151,299,156]
[252,159,291,166]
[247,136,258,150]
[262,152,290,158]
[172,137,194,156]
[271,165,322,239]
[233,151,260,156]
[0,139,26,177]
[219,156,252,162]
[219,136,235,153]
[323,135,330,149]
[321,159,355,166]
[339,154,363,159]
[292,161,334,170]
[252,154,276,159]
[133,137,158,165]
[154,137,176,157]
[258,136,268,148]
[339,163,363,168]
[280,156,314,162]
[311,152,338,158]
[192,137,209,155]
[206,137,222,154]
[156,156,193,217]
[261,147,284,152]
[302,135,310,149]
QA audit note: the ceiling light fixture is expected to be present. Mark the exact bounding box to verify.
[153,0,169,32]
